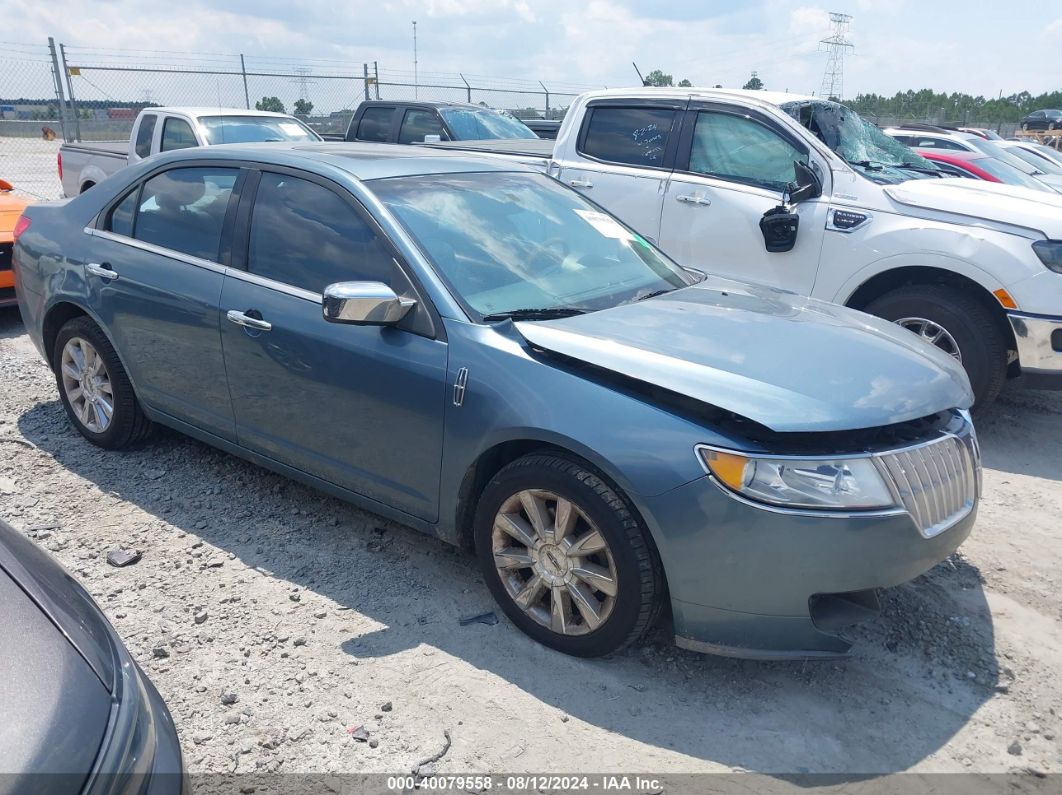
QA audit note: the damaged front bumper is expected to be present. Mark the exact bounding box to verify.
[1009,311,1062,389]
[640,421,980,660]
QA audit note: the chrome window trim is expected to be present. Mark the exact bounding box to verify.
[83,227,323,304]
[84,227,226,274]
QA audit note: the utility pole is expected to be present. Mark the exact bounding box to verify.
[47,37,70,142]
[412,20,418,100]
[818,12,853,101]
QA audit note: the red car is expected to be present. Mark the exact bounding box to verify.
[916,149,1053,193]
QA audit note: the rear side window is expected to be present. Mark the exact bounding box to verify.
[398,109,446,144]
[580,106,676,167]
[161,117,197,152]
[247,172,397,293]
[134,114,157,159]
[913,137,967,151]
[134,168,238,261]
[356,107,395,142]
[687,111,807,191]
[107,188,138,236]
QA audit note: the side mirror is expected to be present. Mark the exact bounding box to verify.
[787,160,822,203]
[322,281,415,326]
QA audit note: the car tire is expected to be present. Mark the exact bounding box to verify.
[1022,123,1029,131]
[473,453,664,657]
[53,317,154,449]
[864,284,1008,406]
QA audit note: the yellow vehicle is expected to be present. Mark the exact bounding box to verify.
[0,179,28,307]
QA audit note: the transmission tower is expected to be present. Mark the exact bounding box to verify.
[292,67,315,102]
[818,12,853,100]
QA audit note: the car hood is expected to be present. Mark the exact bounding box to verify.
[884,177,1062,237]
[514,279,972,433]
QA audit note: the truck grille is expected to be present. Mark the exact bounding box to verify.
[876,434,980,538]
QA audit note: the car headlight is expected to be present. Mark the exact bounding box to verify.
[698,447,897,511]
[1032,240,1062,274]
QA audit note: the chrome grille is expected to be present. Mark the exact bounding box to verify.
[876,434,980,538]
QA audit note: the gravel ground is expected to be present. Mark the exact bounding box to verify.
[0,305,1060,781]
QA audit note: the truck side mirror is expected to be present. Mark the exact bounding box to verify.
[759,206,799,253]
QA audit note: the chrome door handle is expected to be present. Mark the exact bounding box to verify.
[226,310,272,332]
[86,262,119,280]
[675,194,711,206]
[569,179,593,188]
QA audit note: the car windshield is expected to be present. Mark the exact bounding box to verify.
[198,115,320,143]
[1004,145,1062,175]
[974,157,1055,192]
[968,138,1043,174]
[780,99,937,184]
[438,107,538,140]
[371,171,696,320]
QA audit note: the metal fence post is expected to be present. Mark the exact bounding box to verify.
[539,81,550,118]
[373,62,380,99]
[240,54,251,109]
[47,37,70,142]
[460,74,471,103]
[59,43,82,142]
[363,63,370,101]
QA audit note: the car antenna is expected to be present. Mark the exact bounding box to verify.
[632,62,648,87]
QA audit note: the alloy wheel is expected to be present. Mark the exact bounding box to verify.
[60,337,114,433]
[896,317,962,362]
[491,489,618,636]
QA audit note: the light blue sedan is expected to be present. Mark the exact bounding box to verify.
[13,143,980,658]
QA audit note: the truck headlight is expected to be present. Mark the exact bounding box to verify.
[698,447,897,511]
[1032,240,1062,274]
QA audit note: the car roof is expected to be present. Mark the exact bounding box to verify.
[165,141,535,181]
[151,107,300,119]
[885,128,978,141]
[915,149,986,163]
[577,86,817,108]
[359,99,490,111]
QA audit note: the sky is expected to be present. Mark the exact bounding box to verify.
[5,1,1062,101]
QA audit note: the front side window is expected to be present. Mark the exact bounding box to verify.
[580,106,676,167]
[161,117,198,152]
[688,111,807,191]
[134,114,157,159]
[248,172,397,293]
[134,168,238,261]
[398,110,447,144]
[371,171,693,320]
[356,107,395,142]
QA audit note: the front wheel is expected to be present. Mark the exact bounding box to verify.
[864,285,1008,406]
[1022,123,1029,131]
[474,453,664,657]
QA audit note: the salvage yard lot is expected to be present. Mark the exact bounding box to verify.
[0,306,1060,778]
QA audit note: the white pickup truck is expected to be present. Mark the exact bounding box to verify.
[58,107,320,197]
[433,88,1062,404]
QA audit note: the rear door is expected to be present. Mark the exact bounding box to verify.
[554,100,685,243]
[219,168,448,520]
[86,164,242,439]
[657,102,828,295]
[350,105,396,142]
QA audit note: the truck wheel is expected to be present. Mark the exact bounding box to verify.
[864,285,1008,406]
[1021,123,1029,131]
[473,453,664,657]
[53,317,154,449]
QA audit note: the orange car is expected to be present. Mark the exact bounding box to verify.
[1,179,28,308]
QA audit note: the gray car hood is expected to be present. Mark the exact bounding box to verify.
[515,279,973,433]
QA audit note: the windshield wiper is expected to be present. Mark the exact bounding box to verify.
[634,288,673,302]
[897,162,944,176]
[845,159,884,171]
[481,307,590,322]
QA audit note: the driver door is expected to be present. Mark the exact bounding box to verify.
[657,103,829,295]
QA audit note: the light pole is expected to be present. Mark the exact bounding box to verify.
[413,20,418,100]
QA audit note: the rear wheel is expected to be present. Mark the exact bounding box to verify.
[54,317,153,449]
[473,453,664,657]
[864,284,1008,406]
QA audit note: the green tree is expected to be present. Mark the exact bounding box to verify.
[742,72,764,91]
[255,96,286,113]
[293,98,314,116]
[678,79,693,88]
[644,69,673,87]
